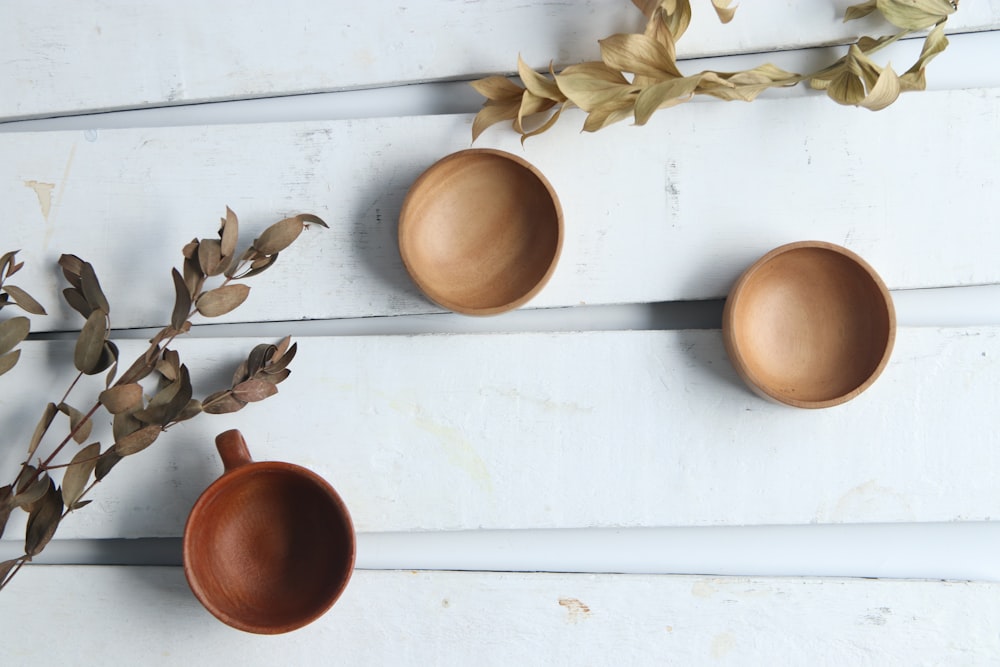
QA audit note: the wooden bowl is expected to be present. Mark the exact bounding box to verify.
[722,241,895,408]
[398,149,563,315]
[183,430,355,634]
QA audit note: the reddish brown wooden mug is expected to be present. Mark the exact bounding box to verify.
[183,429,355,634]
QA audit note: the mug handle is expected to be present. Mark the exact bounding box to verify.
[216,429,253,472]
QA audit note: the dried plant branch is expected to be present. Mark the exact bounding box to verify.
[0,209,328,592]
[471,0,957,141]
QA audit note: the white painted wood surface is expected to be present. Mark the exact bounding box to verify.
[4,1,998,120]
[1,326,996,543]
[5,87,1000,332]
[3,566,998,664]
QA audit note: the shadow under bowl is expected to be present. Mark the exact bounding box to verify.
[398,148,563,316]
[722,241,895,409]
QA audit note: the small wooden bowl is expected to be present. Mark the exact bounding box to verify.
[398,149,563,316]
[183,430,355,634]
[722,241,895,409]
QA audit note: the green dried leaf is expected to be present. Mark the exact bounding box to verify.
[80,261,110,315]
[58,402,93,444]
[62,442,100,508]
[95,447,122,481]
[0,316,30,356]
[202,389,247,415]
[876,0,955,30]
[25,480,62,557]
[99,383,143,414]
[170,268,191,331]
[196,284,250,317]
[28,402,58,460]
[114,424,161,457]
[0,349,20,377]
[3,285,46,315]
[253,217,304,255]
[232,378,279,403]
[599,33,681,79]
[62,287,92,319]
[845,0,878,21]
[198,238,225,277]
[74,310,108,374]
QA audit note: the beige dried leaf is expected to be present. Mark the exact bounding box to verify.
[3,285,46,316]
[196,284,250,317]
[517,55,565,102]
[470,75,525,102]
[514,91,558,135]
[859,64,901,110]
[472,97,522,142]
[114,424,161,457]
[254,217,304,255]
[220,207,239,260]
[876,0,955,30]
[845,0,878,21]
[99,384,143,414]
[556,62,636,112]
[900,22,949,91]
[634,75,702,124]
[61,442,100,508]
[599,33,681,79]
[711,0,738,23]
[643,4,684,60]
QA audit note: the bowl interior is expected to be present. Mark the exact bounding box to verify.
[726,244,894,407]
[399,150,562,315]
[184,465,354,633]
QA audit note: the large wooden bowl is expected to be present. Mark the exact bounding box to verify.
[398,149,563,316]
[722,241,895,409]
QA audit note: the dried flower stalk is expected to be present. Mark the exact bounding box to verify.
[471,0,957,141]
[0,209,327,591]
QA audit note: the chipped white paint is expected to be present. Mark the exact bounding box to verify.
[4,87,1000,332]
[1,327,996,542]
[2,567,998,664]
[3,1,999,120]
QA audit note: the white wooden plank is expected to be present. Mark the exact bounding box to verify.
[3,1,999,120]
[0,327,996,541]
[2,566,998,664]
[4,87,1000,331]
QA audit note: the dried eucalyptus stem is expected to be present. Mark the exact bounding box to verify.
[471,0,957,141]
[0,208,327,591]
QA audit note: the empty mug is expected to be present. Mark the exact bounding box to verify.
[183,429,355,634]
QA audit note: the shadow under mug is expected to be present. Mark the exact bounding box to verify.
[183,429,355,634]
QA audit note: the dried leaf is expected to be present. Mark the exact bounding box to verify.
[240,253,279,279]
[0,316,30,356]
[556,62,637,112]
[57,254,84,290]
[14,474,49,509]
[232,378,279,403]
[99,384,143,414]
[62,287,92,319]
[0,558,18,584]
[470,75,524,101]
[182,238,199,259]
[72,500,93,510]
[28,402,58,459]
[599,33,681,79]
[267,341,297,374]
[220,207,239,260]
[231,359,250,386]
[58,402,93,444]
[80,261,110,315]
[845,0,878,21]
[173,398,203,423]
[3,285,46,315]
[259,368,291,385]
[74,310,108,375]
[472,97,522,142]
[514,91,558,136]
[62,442,100,508]
[196,284,251,317]
[198,238,225,277]
[0,491,11,540]
[201,389,247,415]
[253,217,304,255]
[113,409,143,444]
[859,63,901,110]
[97,340,119,379]
[827,68,867,105]
[0,251,17,277]
[634,75,701,124]
[876,0,955,30]
[25,480,62,557]
[296,213,328,229]
[114,424,161,457]
[517,55,564,102]
[272,335,292,361]
[184,255,206,296]
[170,268,192,331]
[711,0,737,23]
[582,104,635,132]
[899,22,949,91]
[0,350,20,377]
[246,343,274,378]
[95,447,122,481]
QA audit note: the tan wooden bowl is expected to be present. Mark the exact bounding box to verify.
[398,149,563,316]
[722,241,895,409]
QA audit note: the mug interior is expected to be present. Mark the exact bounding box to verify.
[184,463,354,634]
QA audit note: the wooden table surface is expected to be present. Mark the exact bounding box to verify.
[2,2,1000,664]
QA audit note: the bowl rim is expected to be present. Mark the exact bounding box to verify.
[397,148,564,316]
[721,240,896,409]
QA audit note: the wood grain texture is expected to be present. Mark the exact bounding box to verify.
[0,327,996,542]
[4,1,998,120]
[2,566,998,664]
[4,87,1000,331]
